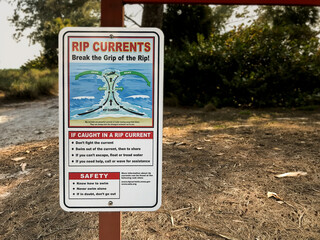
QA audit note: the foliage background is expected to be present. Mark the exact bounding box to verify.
[163,5,320,108]
[0,69,58,99]
[3,3,320,107]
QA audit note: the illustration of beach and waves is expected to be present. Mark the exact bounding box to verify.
[69,63,153,127]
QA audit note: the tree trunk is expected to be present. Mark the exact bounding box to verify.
[141,4,164,29]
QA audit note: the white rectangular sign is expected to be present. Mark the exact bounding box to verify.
[59,27,163,211]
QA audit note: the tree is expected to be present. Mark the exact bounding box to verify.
[141,4,164,29]
[164,6,320,107]
[162,4,214,48]
[257,6,319,40]
[211,5,237,33]
[259,6,319,27]
[8,0,100,68]
[162,5,236,49]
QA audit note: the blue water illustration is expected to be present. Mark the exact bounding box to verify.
[69,63,153,120]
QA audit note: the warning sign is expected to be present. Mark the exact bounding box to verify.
[59,27,163,211]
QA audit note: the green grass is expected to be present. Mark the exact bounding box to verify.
[0,69,58,99]
[296,105,320,111]
[214,125,227,129]
[239,110,252,116]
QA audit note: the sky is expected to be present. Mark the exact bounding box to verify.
[0,1,43,69]
[0,2,143,69]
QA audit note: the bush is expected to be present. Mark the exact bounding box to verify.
[0,69,58,99]
[21,55,48,70]
[164,23,320,108]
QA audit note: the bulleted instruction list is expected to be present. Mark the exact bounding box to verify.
[68,131,153,166]
[67,131,154,200]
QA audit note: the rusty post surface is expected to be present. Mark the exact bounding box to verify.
[101,0,124,27]
[99,212,121,240]
[99,1,123,239]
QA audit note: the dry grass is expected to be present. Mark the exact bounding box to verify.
[0,107,320,239]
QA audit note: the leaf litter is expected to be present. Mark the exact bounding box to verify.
[0,106,320,239]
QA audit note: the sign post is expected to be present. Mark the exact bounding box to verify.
[100,2,124,239]
[99,211,121,239]
[59,28,164,239]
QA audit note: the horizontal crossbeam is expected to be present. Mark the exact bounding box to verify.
[123,0,320,6]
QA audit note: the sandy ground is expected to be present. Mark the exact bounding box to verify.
[0,99,320,239]
[0,97,59,149]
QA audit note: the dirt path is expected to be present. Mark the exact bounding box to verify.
[0,97,58,149]
[0,103,320,239]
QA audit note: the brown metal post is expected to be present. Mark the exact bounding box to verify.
[100,1,123,239]
[99,212,121,240]
[101,0,124,27]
